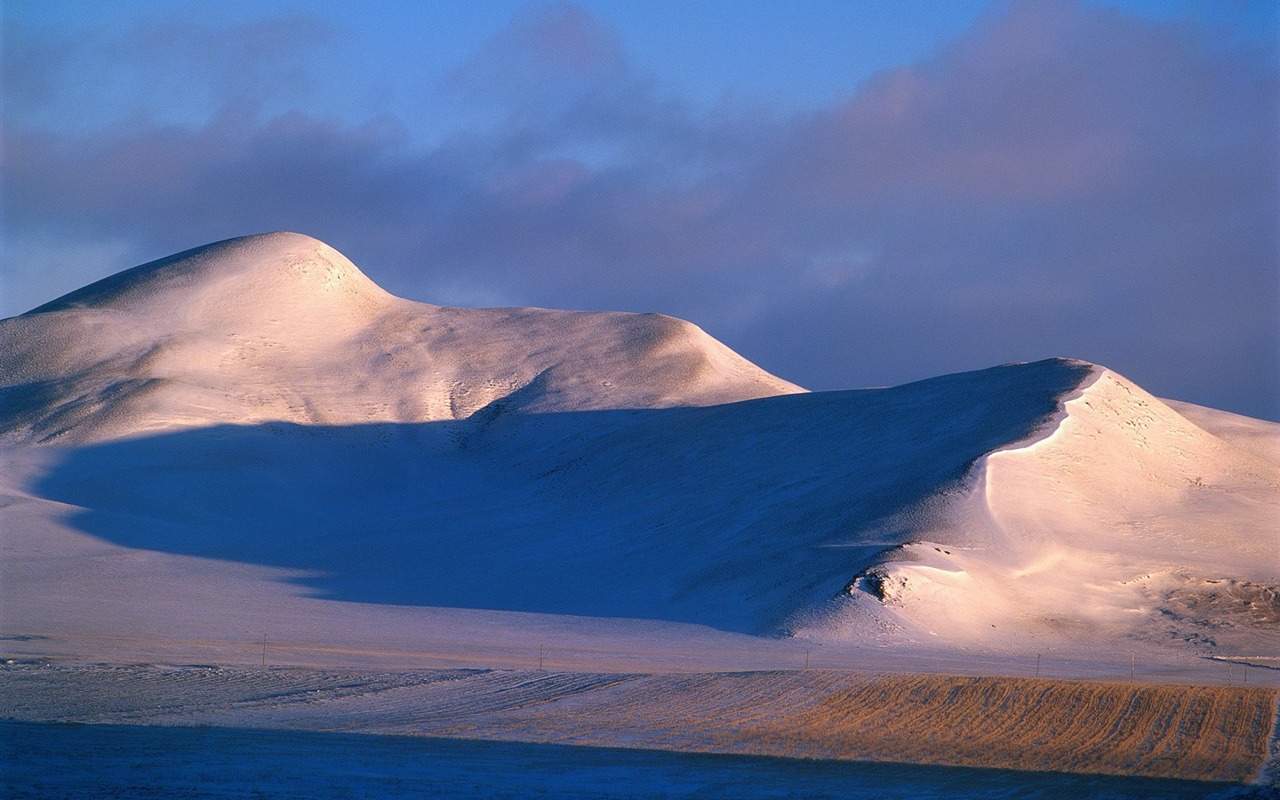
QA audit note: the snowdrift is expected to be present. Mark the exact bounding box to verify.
[1,232,1276,662]
[821,367,1280,653]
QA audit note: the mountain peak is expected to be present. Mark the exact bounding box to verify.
[1,234,803,443]
[27,232,392,324]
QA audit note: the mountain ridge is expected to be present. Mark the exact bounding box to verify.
[1,232,803,444]
[1,233,1275,662]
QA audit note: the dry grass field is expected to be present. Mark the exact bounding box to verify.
[413,670,1278,783]
[3,664,1276,784]
[764,673,1278,782]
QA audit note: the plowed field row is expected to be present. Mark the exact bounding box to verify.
[2,664,1275,783]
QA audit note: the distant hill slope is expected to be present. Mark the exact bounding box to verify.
[1,233,1275,660]
[1,232,802,445]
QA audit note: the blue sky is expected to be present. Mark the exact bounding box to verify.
[4,0,1278,418]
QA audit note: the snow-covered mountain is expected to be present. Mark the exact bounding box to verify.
[1,233,1276,664]
[1,232,800,445]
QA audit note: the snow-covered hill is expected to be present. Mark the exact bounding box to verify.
[812,367,1280,653]
[1,233,1275,667]
[1,232,801,445]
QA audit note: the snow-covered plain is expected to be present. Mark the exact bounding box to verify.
[2,233,1279,791]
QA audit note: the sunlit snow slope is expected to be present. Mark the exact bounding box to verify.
[1,232,800,444]
[1,233,1275,661]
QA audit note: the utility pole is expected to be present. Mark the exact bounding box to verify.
[538,644,544,671]
[1035,653,1041,678]
[805,649,810,670]
[261,634,267,667]
[1130,652,1135,681]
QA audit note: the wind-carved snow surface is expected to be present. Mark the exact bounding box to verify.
[816,369,1280,657]
[1,232,1276,672]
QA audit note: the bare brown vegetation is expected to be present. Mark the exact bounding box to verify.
[3,664,1276,783]
[1163,578,1280,626]
[765,673,1277,782]
[415,670,1278,783]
